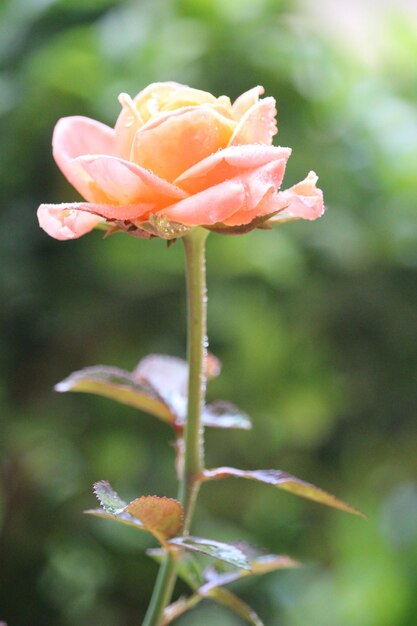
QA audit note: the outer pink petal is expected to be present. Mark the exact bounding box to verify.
[240,159,288,209]
[266,171,325,223]
[229,97,277,146]
[38,201,154,240]
[38,203,102,240]
[222,189,276,227]
[161,156,288,227]
[75,155,188,206]
[175,145,291,195]
[232,86,264,120]
[221,160,288,226]
[52,116,117,202]
[160,180,246,226]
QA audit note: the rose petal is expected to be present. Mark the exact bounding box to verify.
[75,155,188,206]
[38,200,154,241]
[243,159,288,209]
[232,85,265,120]
[221,159,288,226]
[175,145,291,195]
[159,86,217,111]
[266,171,325,223]
[229,97,277,146]
[37,203,102,240]
[114,84,186,159]
[161,180,246,226]
[114,92,145,160]
[52,116,117,202]
[162,157,288,227]
[131,82,184,122]
[132,106,236,183]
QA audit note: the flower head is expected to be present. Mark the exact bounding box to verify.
[38,83,324,240]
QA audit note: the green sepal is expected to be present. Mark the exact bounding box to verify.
[206,212,277,235]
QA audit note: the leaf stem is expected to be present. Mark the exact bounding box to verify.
[142,554,177,626]
[142,228,209,626]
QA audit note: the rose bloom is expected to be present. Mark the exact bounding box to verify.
[37,82,323,240]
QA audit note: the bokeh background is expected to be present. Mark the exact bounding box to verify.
[1,0,416,624]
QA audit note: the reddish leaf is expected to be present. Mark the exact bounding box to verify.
[55,366,174,423]
[125,496,183,542]
[203,467,365,517]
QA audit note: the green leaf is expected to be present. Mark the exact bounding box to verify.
[125,496,183,542]
[147,549,205,590]
[55,365,174,424]
[162,595,203,626]
[134,354,229,428]
[168,537,251,570]
[162,587,263,626]
[93,480,126,514]
[201,548,299,592]
[205,587,264,626]
[202,401,252,430]
[88,484,183,542]
[55,357,250,432]
[250,553,299,574]
[203,467,365,517]
[85,508,146,531]
[133,355,188,420]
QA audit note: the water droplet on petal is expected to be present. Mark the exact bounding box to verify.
[124,115,135,128]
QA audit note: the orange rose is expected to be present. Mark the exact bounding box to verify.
[37,83,323,240]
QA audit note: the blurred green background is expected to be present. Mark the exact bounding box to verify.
[1,0,416,624]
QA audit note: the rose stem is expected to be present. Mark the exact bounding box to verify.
[142,228,209,626]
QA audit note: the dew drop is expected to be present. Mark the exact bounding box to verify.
[124,116,135,128]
